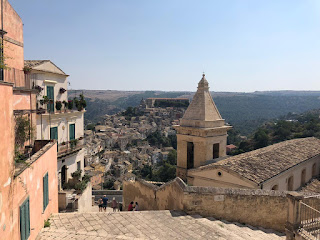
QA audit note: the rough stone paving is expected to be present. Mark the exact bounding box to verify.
[37,210,285,240]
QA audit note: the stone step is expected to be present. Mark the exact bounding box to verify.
[39,210,286,240]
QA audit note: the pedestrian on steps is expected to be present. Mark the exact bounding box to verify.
[128,201,134,211]
[102,195,108,212]
[112,197,117,212]
[134,202,139,211]
[98,197,103,212]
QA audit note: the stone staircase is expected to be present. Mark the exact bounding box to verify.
[38,210,286,239]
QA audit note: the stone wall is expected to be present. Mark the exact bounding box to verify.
[77,182,93,212]
[123,177,289,232]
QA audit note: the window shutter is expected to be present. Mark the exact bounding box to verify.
[46,173,49,207]
[43,175,46,211]
[20,204,26,240]
[69,124,75,140]
[26,199,30,239]
[43,173,49,211]
[20,198,30,240]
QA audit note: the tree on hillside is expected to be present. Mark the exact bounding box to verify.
[254,128,270,149]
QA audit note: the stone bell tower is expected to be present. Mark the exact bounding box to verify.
[174,74,232,182]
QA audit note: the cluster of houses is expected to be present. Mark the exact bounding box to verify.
[82,103,186,190]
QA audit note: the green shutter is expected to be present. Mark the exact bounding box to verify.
[20,204,26,240]
[50,127,58,141]
[20,197,30,240]
[69,124,75,140]
[26,198,30,239]
[47,86,54,112]
[43,173,49,211]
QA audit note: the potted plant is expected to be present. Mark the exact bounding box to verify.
[55,101,62,112]
[79,93,87,110]
[70,139,78,149]
[62,100,68,112]
[43,96,49,104]
[67,100,73,110]
[34,85,43,93]
[23,66,31,74]
[74,97,81,111]
[59,87,67,94]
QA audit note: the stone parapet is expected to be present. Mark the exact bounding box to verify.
[123,177,295,232]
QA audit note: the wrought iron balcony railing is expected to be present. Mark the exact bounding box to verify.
[57,138,84,158]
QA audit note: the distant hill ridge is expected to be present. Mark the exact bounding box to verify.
[70,90,320,135]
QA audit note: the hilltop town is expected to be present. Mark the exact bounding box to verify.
[1,1,320,240]
[83,99,187,190]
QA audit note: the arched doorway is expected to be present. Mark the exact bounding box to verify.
[61,165,67,188]
[271,185,278,190]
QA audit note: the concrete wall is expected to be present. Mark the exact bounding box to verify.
[77,182,93,212]
[123,177,290,232]
[0,0,24,70]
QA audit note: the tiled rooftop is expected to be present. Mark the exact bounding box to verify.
[192,137,320,184]
[300,178,320,194]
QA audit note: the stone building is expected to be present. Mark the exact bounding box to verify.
[174,74,232,181]
[174,74,320,192]
[189,137,320,190]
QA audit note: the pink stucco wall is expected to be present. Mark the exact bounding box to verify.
[0,83,15,238]
[0,0,24,70]
[0,83,59,240]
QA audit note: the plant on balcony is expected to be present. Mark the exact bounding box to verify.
[74,97,80,111]
[71,170,82,180]
[41,96,49,105]
[14,115,34,162]
[79,93,87,110]
[74,94,87,111]
[55,101,62,111]
[61,141,66,145]
[23,66,31,74]
[0,42,10,70]
[75,181,88,193]
[62,100,68,110]
[59,87,67,94]
[34,85,43,93]
[70,139,78,149]
[67,100,73,110]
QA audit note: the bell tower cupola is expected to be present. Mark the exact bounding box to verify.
[174,74,232,182]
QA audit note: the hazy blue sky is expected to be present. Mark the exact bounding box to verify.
[10,0,320,92]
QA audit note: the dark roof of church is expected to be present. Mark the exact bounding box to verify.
[191,137,320,185]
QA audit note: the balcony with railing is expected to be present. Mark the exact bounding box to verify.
[1,68,34,89]
[287,192,320,240]
[36,94,86,115]
[57,137,85,159]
